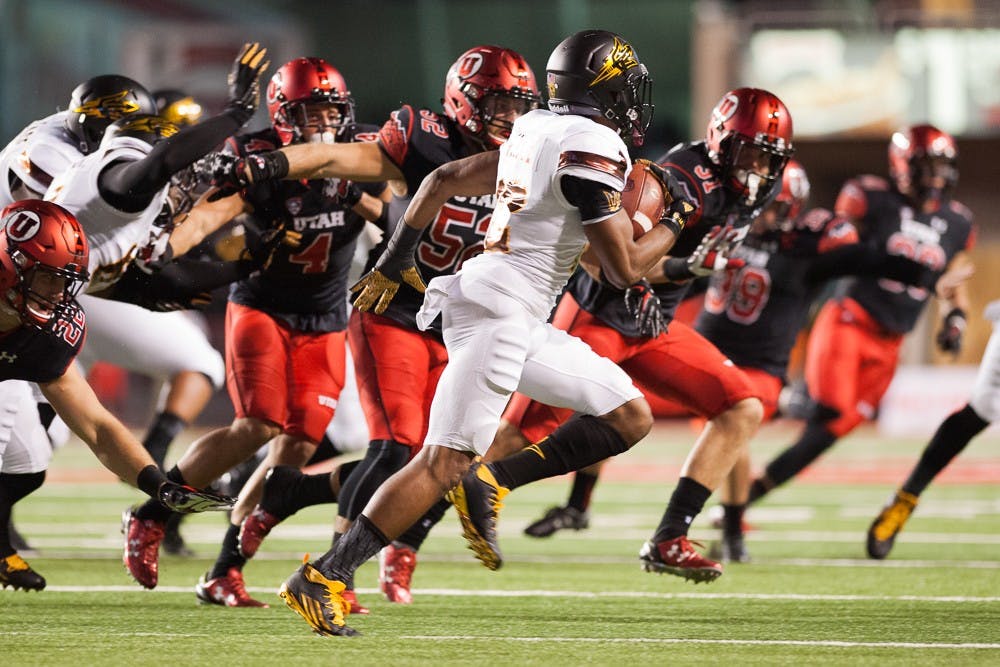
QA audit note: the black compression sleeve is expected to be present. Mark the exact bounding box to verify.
[560,174,620,222]
[805,245,936,288]
[98,109,246,213]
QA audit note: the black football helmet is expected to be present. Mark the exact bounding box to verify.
[153,89,204,127]
[66,75,157,154]
[545,30,653,146]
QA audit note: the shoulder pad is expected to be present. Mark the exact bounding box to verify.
[556,120,629,190]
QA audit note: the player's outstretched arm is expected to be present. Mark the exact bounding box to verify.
[39,363,234,512]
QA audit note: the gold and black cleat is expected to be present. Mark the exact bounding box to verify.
[447,462,509,570]
[278,559,358,637]
[0,553,46,591]
[867,490,919,560]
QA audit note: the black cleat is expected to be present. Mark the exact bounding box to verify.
[0,553,46,591]
[708,533,751,564]
[523,505,590,538]
[162,514,195,557]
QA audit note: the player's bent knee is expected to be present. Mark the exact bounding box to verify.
[486,420,530,460]
[419,445,476,493]
[604,397,653,446]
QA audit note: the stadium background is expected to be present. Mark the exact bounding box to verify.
[0,0,997,432]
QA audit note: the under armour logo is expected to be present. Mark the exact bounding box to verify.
[0,351,17,363]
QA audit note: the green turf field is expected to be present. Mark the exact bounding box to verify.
[3,421,998,665]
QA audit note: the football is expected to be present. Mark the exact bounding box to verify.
[621,161,667,239]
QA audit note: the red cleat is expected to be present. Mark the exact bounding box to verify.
[379,543,417,604]
[341,588,370,615]
[238,506,282,558]
[195,568,269,607]
[639,536,723,583]
[122,508,165,589]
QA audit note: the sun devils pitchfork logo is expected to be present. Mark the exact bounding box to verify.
[73,90,142,119]
[589,36,639,87]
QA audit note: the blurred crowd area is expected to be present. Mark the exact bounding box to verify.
[2,0,997,427]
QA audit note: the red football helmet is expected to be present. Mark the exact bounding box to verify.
[771,158,810,228]
[267,57,355,146]
[706,87,794,207]
[443,46,541,150]
[888,124,957,207]
[0,200,89,331]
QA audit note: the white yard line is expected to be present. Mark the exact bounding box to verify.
[400,635,1000,650]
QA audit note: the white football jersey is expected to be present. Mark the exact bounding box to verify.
[461,109,630,318]
[0,111,83,206]
[45,135,168,292]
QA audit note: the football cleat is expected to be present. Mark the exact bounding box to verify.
[867,490,919,560]
[708,533,751,564]
[162,514,195,557]
[639,536,723,583]
[378,543,417,604]
[447,462,509,570]
[122,508,165,589]
[238,506,282,558]
[341,588,370,615]
[0,553,46,591]
[523,505,590,538]
[279,561,357,636]
[195,568,269,607]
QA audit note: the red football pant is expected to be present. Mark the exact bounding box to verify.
[504,293,759,443]
[348,310,448,452]
[225,302,346,443]
[805,298,903,438]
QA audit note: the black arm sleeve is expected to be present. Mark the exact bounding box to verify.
[804,245,937,289]
[98,109,246,213]
[103,257,254,309]
[560,174,620,222]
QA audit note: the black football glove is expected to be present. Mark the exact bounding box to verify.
[936,307,967,354]
[241,219,303,270]
[158,481,235,514]
[225,43,269,124]
[202,151,290,201]
[633,158,697,234]
[623,279,666,338]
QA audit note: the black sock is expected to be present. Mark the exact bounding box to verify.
[142,411,187,470]
[722,503,746,537]
[653,476,712,542]
[305,432,344,467]
[0,472,46,558]
[396,498,451,551]
[260,467,340,518]
[135,465,187,522]
[747,477,771,504]
[208,524,246,579]
[759,420,838,494]
[314,514,388,582]
[567,470,600,513]
[489,415,629,490]
[902,404,989,497]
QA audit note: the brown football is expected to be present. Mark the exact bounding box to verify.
[621,161,667,239]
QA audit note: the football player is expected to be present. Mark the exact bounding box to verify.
[0,201,231,591]
[214,45,541,607]
[122,57,387,608]
[475,87,792,583]
[36,44,270,590]
[270,29,691,637]
[866,268,983,561]
[748,124,974,513]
